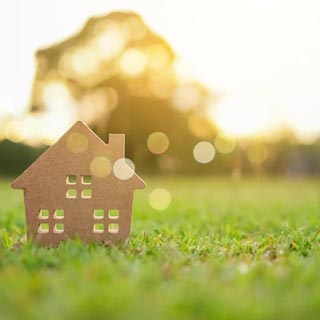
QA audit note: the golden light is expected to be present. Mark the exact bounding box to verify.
[147,44,170,70]
[147,132,170,154]
[90,156,112,178]
[188,115,214,138]
[171,84,202,111]
[42,81,74,111]
[246,142,269,164]
[59,47,100,77]
[3,2,320,145]
[92,24,126,61]
[73,47,100,76]
[148,76,172,99]
[214,134,236,154]
[286,107,320,144]
[125,16,148,41]
[210,90,282,138]
[149,188,172,211]
[119,48,147,76]
[113,158,135,180]
[0,126,4,142]
[67,132,88,153]
[58,50,77,77]
[172,58,194,82]
[21,115,41,144]
[78,88,118,123]
[4,120,27,143]
[193,141,215,164]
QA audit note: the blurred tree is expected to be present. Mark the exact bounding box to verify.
[2,11,317,176]
[29,11,214,173]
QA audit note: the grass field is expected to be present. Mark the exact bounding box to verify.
[0,176,320,319]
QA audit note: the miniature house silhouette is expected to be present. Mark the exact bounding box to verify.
[12,121,145,246]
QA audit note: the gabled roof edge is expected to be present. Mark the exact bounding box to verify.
[11,121,105,189]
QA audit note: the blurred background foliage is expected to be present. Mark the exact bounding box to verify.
[0,11,319,176]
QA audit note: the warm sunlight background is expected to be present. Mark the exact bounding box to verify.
[1,0,320,144]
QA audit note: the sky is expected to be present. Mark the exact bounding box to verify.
[1,0,320,142]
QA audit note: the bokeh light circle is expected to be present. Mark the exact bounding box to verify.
[149,188,172,211]
[120,48,147,76]
[90,156,112,178]
[113,158,135,180]
[4,120,27,143]
[147,132,170,154]
[246,142,269,164]
[193,141,215,164]
[214,134,236,154]
[67,132,88,153]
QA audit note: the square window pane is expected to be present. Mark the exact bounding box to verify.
[39,209,49,219]
[81,175,92,185]
[66,189,77,199]
[93,223,104,233]
[66,175,77,185]
[54,209,64,219]
[81,189,92,199]
[54,223,64,233]
[94,209,104,219]
[38,223,49,233]
[108,209,119,219]
[108,223,119,234]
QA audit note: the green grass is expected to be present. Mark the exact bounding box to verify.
[0,176,320,319]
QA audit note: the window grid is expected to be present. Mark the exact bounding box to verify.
[38,209,65,234]
[92,209,120,234]
[66,175,92,199]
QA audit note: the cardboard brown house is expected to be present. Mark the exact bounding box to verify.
[12,121,145,246]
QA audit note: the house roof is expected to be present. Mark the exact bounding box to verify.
[12,121,145,190]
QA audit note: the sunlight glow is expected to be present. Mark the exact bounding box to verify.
[211,90,282,138]
[147,44,170,70]
[171,84,202,111]
[188,115,214,138]
[93,23,127,60]
[1,1,320,143]
[5,120,27,143]
[120,48,147,76]
[42,82,74,111]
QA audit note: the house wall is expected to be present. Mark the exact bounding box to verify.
[17,122,143,246]
[24,173,135,246]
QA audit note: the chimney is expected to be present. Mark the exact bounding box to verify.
[108,134,125,159]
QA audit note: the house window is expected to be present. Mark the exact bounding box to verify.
[108,209,119,219]
[54,223,64,233]
[81,189,92,199]
[93,209,104,219]
[82,175,92,185]
[108,223,119,234]
[92,210,120,234]
[37,209,65,234]
[39,209,49,219]
[54,209,65,219]
[66,175,92,199]
[66,189,77,199]
[66,175,77,185]
[93,223,104,233]
[38,223,49,233]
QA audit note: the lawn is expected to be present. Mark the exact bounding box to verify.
[0,176,320,319]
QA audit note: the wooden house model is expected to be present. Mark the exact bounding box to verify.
[12,121,145,246]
